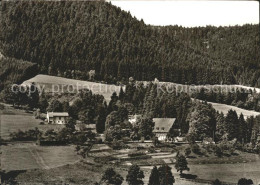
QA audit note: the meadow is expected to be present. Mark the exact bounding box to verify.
[23,74,124,102]
[0,113,64,140]
[0,104,79,172]
[198,100,260,119]
[1,142,79,171]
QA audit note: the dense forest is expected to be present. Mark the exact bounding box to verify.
[0,55,38,92]
[0,1,259,90]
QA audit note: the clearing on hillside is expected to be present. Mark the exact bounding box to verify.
[201,100,260,119]
[23,74,124,102]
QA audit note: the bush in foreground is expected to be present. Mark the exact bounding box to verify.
[237,178,254,185]
[126,165,144,185]
[101,168,124,185]
[175,155,189,175]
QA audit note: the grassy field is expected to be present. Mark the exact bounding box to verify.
[9,153,260,185]
[0,104,79,172]
[0,105,64,140]
[208,101,260,118]
[5,155,202,185]
[23,74,124,102]
[89,143,260,185]
[2,140,260,184]
[140,154,260,185]
[1,142,80,171]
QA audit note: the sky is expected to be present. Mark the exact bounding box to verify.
[109,1,259,27]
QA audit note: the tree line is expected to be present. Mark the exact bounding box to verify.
[1,78,259,147]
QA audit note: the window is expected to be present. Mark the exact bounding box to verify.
[59,116,61,120]
[156,127,159,130]
[161,127,164,130]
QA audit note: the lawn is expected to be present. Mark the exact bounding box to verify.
[3,142,260,185]
[23,74,124,102]
[0,104,79,172]
[0,104,65,140]
[1,142,80,171]
[182,159,260,185]
[0,114,64,140]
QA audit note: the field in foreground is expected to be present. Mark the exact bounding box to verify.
[1,142,80,171]
[5,152,260,185]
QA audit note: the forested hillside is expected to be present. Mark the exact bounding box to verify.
[0,1,259,88]
[0,56,38,92]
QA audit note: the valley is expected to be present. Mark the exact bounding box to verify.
[0,1,259,185]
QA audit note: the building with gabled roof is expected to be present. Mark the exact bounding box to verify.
[46,112,69,124]
[153,118,176,141]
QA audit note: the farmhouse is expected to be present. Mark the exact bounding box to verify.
[46,112,69,124]
[153,118,176,141]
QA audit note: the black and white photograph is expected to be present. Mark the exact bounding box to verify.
[0,0,259,184]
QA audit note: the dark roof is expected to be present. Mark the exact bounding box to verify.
[47,112,69,117]
[153,118,176,133]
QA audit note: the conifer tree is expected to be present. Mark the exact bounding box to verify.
[148,166,160,185]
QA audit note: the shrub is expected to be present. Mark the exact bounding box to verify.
[111,140,129,150]
[148,148,156,153]
[122,137,131,143]
[237,178,254,185]
[190,143,200,154]
[203,143,216,153]
[128,152,145,157]
[10,128,42,141]
[96,138,103,144]
[0,104,4,110]
[185,147,191,157]
[214,146,223,157]
[212,179,222,185]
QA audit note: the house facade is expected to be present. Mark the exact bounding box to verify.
[46,112,69,124]
[153,118,176,141]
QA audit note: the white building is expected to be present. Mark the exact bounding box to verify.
[46,112,69,124]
